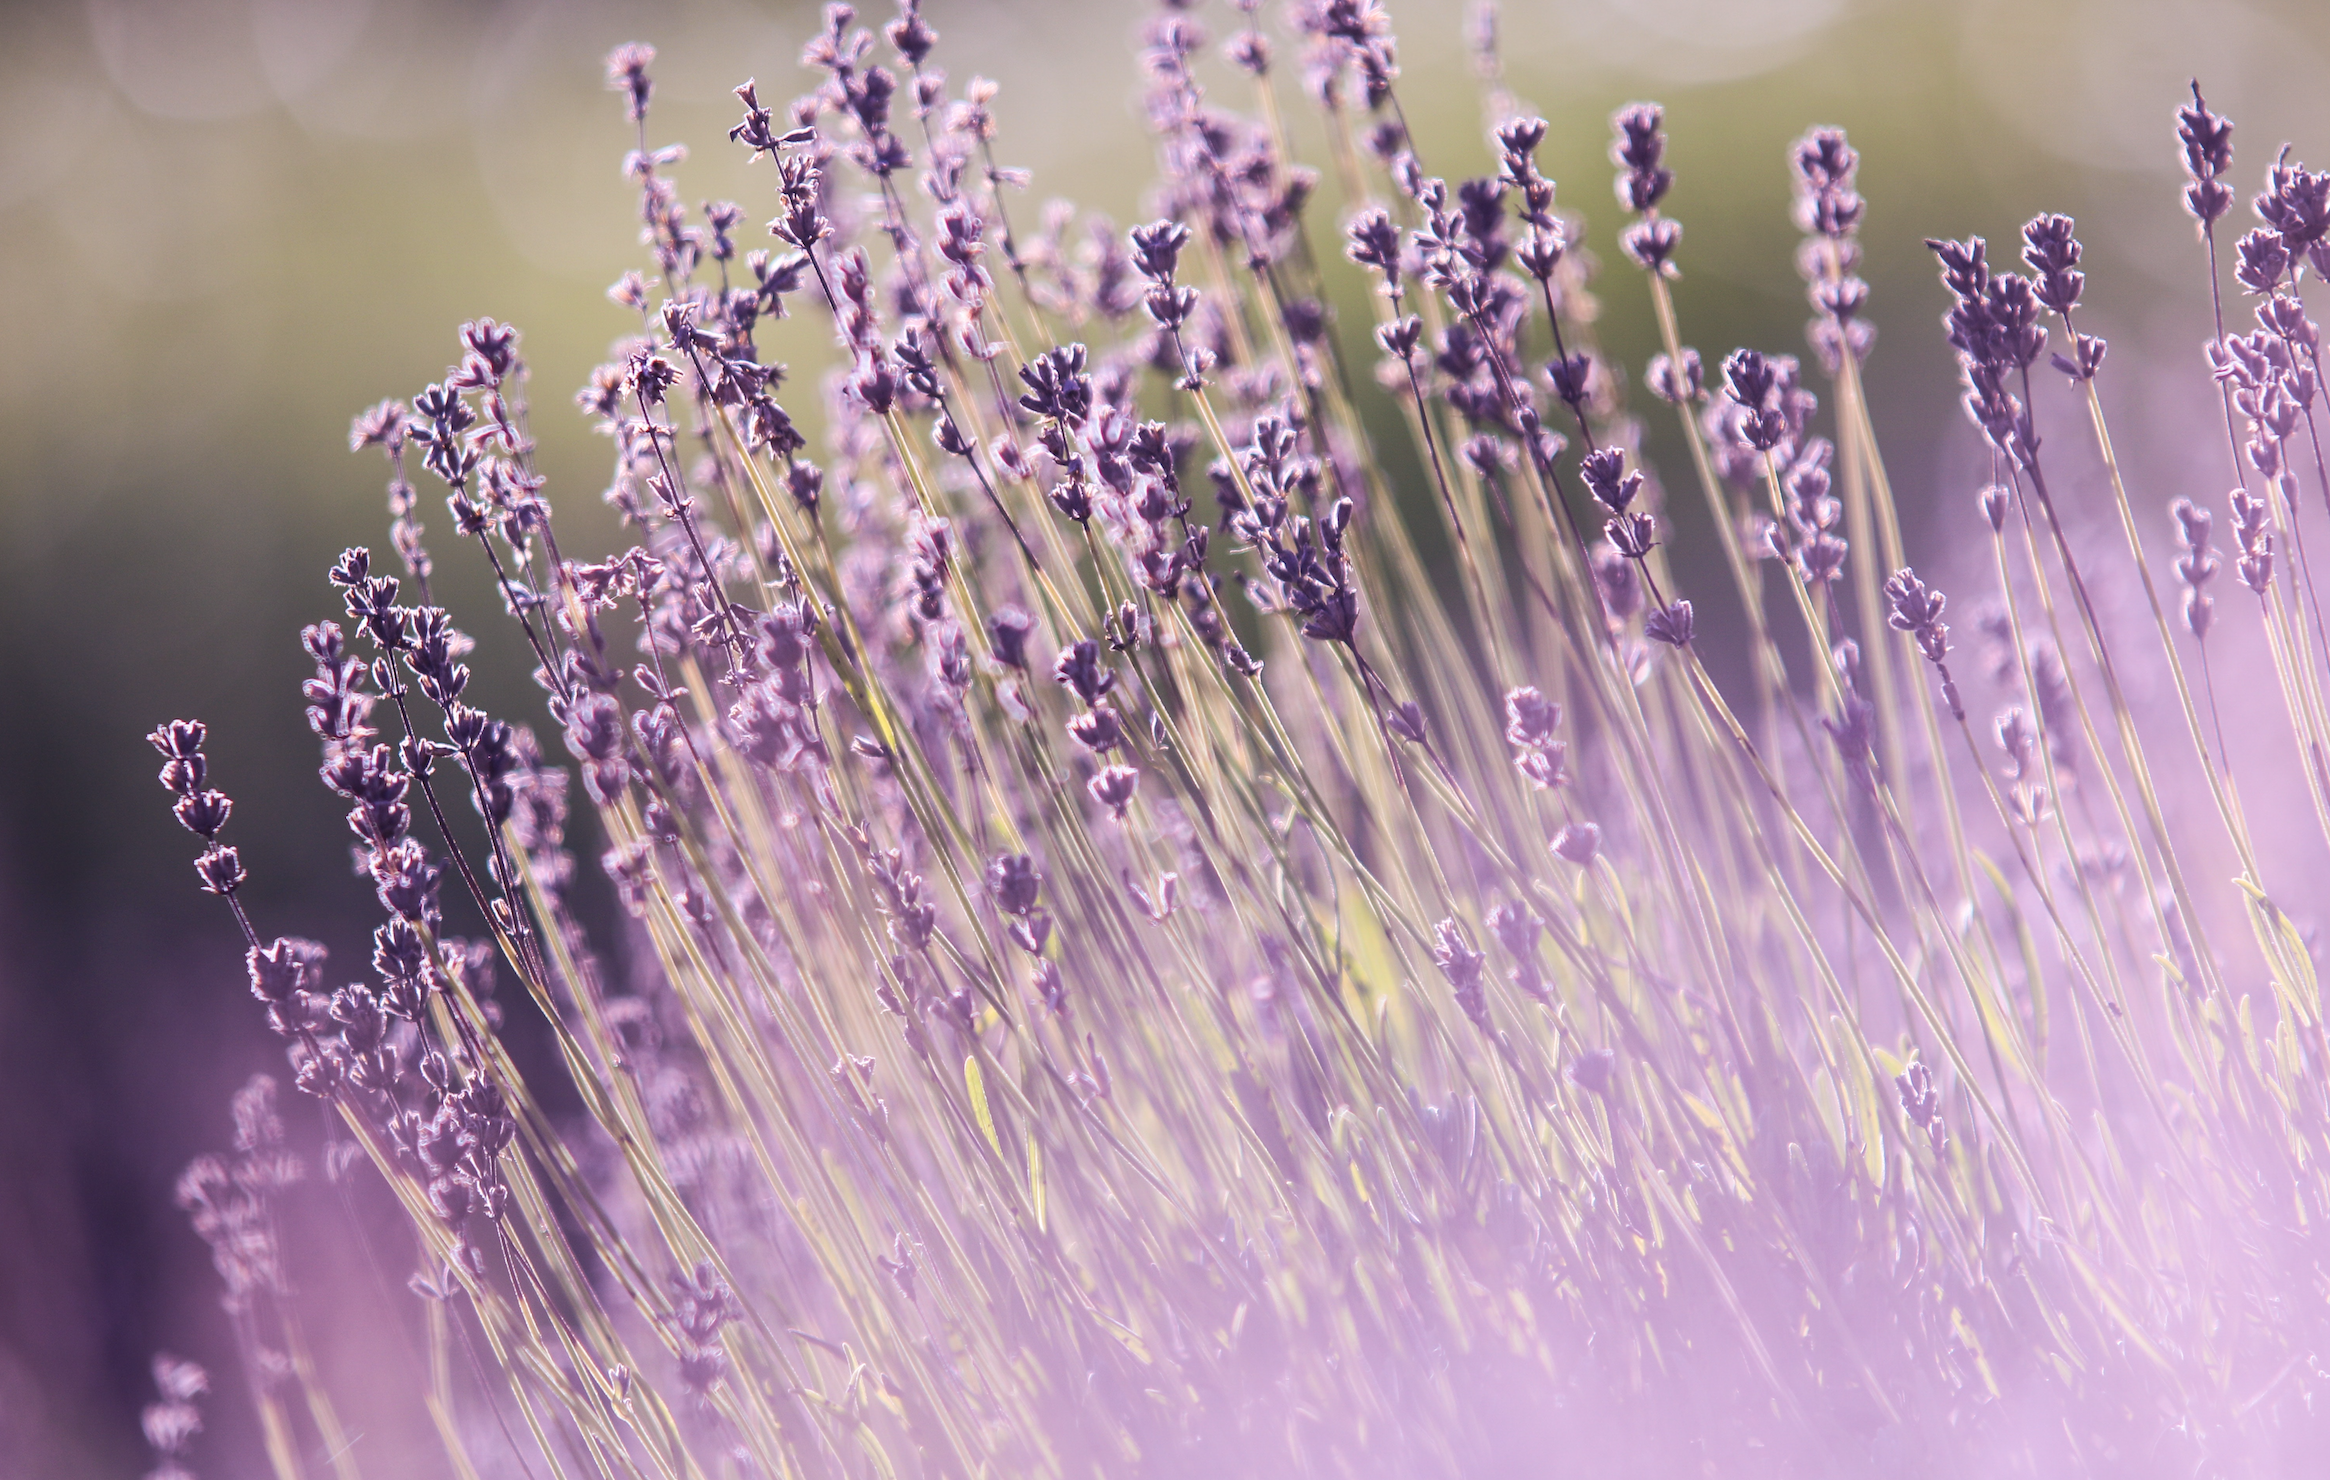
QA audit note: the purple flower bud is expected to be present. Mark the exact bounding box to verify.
[1432,919,1489,1029]
[373,917,425,989]
[174,790,233,839]
[1515,233,1566,282]
[1644,600,1694,647]
[2236,228,2288,295]
[157,754,207,797]
[248,938,326,1005]
[2257,157,2330,259]
[1883,568,1945,633]
[1941,225,1999,292]
[350,399,411,452]
[987,854,1042,917]
[1067,703,1125,754]
[1620,217,1682,276]
[1579,448,1642,513]
[886,4,936,64]
[1017,344,1092,425]
[1567,1047,1616,1095]
[628,352,679,407]
[1609,103,1672,213]
[1722,349,1776,413]
[1552,822,1602,866]
[605,42,656,124]
[1980,484,2012,532]
[1129,219,1190,285]
[1646,348,1703,404]
[1497,117,1548,168]
[987,606,1035,671]
[1053,640,1114,705]
[148,719,207,762]
[1607,510,1657,560]
[1545,350,1594,410]
[1087,764,1140,818]
[1486,899,1542,961]
[1376,316,1423,360]
[2021,213,2084,315]
[1503,687,1561,749]
[2178,83,2235,228]
[195,846,247,897]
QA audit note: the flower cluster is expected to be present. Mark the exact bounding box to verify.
[141,10,2330,1477]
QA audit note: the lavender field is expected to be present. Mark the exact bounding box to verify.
[11,0,2330,1474]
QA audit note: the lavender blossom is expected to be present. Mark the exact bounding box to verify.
[126,26,2330,1480]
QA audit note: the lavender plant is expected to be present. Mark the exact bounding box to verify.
[140,4,2330,1475]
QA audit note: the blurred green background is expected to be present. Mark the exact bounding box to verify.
[4,0,2327,1471]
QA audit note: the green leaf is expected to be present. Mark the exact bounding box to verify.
[1027,1127,1047,1233]
[965,1055,1002,1159]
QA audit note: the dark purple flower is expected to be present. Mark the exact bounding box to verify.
[1129,219,1190,285]
[1053,640,1115,705]
[1503,688,1560,749]
[1087,764,1140,818]
[1067,703,1125,754]
[1606,511,1656,560]
[247,938,326,1005]
[1432,919,1488,1028]
[1620,217,1681,276]
[1018,344,1092,425]
[1497,117,1548,177]
[2236,227,2289,294]
[1644,600,1694,647]
[1346,207,1403,295]
[2257,157,2330,257]
[1545,350,1593,410]
[1515,232,1565,283]
[174,790,233,840]
[350,399,410,453]
[987,854,1042,917]
[1579,448,1642,513]
[1790,126,1863,240]
[1610,103,1672,213]
[886,2,936,65]
[1376,316,1423,361]
[2179,82,2235,225]
[606,43,655,124]
[1552,822,1601,866]
[149,719,207,763]
[1928,235,1989,304]
[2020,214,2084,315]
[988,606,1035,671]
[1896,1060,1945,1153]
[195,846,247,897]
[1646,349,1703,404]
[1721,349,1789,451]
